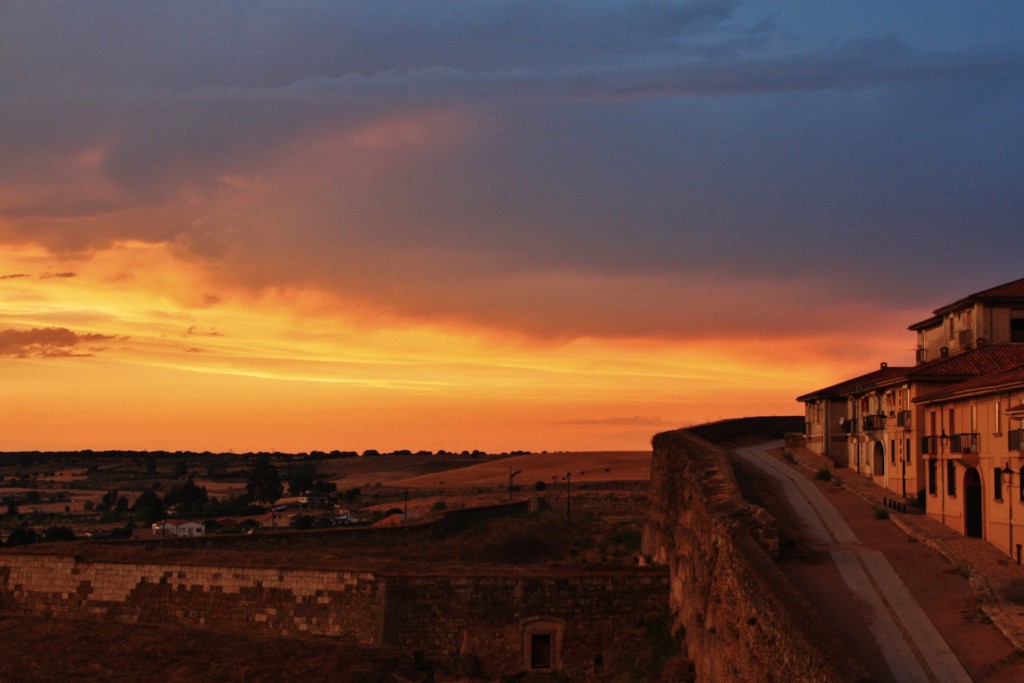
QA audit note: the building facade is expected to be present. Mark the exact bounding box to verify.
[798,277,1024,553]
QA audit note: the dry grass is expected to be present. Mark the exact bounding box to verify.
[392,451,651,489]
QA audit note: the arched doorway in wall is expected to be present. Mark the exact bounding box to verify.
[872,441,885,479]
[964,468,983,538]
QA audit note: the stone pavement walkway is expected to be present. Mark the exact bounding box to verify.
[736,442,972,683]
[786,444,1024,656]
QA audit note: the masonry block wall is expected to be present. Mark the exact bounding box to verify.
[643,424,869,683]
[0,554,383,642]
[0,553,668,679]
[383,571,669,679]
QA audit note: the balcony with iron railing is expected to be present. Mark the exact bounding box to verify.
[897,410,912,429]
[949,433,979,454]
[840,420,855,435]
[863,414,886,431]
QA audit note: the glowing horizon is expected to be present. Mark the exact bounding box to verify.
[0,238,913,453]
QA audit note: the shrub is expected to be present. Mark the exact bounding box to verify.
[291,514,314,530]
[430,500,447,512]
[874,507,890,520]
[4,526,37,547]
[815,469,832,481]
[43,526,76,542]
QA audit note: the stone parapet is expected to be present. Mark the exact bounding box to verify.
[643,422,870,682]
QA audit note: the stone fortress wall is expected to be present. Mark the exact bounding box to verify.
[0,416,875,680]
[0,553,666,679]
[643,417,871,682]
[0,496,667,680]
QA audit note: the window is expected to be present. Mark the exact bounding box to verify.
[928,459,937,495]
[890,439,896,465]
[947,461,957,496]
[530,634,552,669]
[995,468,1004,501]
[522,619,562,673]
[1012,317,1024,343]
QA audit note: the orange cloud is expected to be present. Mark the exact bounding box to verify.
[0,237,908,452]
[0,327,117,358]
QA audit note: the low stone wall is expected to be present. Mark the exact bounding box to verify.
[385,571,669,679]
[0,554,382,641]
[0,552,668,680]
[643,423,869,682]
[557,492,649,517]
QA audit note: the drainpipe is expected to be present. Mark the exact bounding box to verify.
[1008,466,1014,560]
[940,411,946,527]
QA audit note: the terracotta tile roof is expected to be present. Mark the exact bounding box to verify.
[797,365,912,401]
[915,364,1024,403]
[908,315,942,331]
[933,276,1024,315]
[798,345,1024,402]
[906,344,1024,378]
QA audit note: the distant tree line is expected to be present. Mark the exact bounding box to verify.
[0,448,531,466]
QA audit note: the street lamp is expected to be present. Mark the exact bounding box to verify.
[1003,463,1017,562]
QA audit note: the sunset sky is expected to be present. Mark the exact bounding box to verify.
[1,1,1022,453]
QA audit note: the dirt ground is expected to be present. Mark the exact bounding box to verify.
[734,455,1024,682]
[0,616,412,683]
[392,450,651,488]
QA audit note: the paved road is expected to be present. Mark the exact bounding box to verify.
[733,442,972,683]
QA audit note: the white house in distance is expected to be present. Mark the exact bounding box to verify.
[152,519,206,537]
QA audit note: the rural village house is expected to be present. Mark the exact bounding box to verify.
[151,519,205,537]
[798,277,1024,556]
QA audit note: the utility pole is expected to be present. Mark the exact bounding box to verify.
[508,467,522,500]
[565,472,572,522]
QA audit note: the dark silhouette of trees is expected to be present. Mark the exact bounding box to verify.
[43,526,76,542]
[131,486,165,524]
[288,462,317,495]
[163,478,208,518]
[246,455,283,506]
[4,526,37,547]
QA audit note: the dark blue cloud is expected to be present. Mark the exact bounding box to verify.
[1,1,1022,337]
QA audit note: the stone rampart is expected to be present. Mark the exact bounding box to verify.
[643,422,869,682]
[385,570,668,678]
[0,552,667,680]
[0,553,383,642]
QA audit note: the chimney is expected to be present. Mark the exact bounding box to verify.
[880,362,888,369]
[940,347,949,358]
